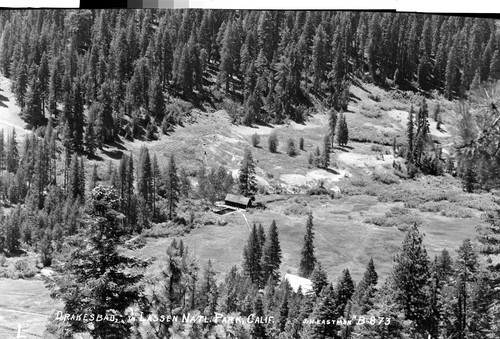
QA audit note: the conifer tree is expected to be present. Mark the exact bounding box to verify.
[38,52,50,113]
[198,259,218,319]
[89,163,99,191]
[434,249,454,282]
[164,154,180,220]
[71,80,85,153]
[0,23,11,77]
[80,157,85,193]
[178,167,191,198]
[337,113,349,147]
[299,213,316,278]
[407,105,415,164]
[336,268,355,314]
[351,258,378,314]
[328,110,338,148]
[21,77,45,128]
[268,130,279,153]
[243,223,263,286]
[310,284,339,339]
[0,129,4,172]
[238,147,257,197]
[393,223,433,336]
[6,129,18,174]
[148,74,165,123]
[45,186,147,338]
[257,223,266,248]
[365,257,378,287]
[250,296,268,339]
[3,206,21,254]
[11,60,28,108]
[322,134,330,168]
[84,119,97,156]
[311,24,327,93]
[310,262,329,297]
[137,146,152,211]
[261,220,282,284]
[151,154,160,219]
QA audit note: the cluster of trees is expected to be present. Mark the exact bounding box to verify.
[242,221,282,288]
[44,190,500,338]
[401,99,445,178]
[0,127,199,261]
[0,10,498,154]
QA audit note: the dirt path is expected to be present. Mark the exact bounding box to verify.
[236,210,251,232]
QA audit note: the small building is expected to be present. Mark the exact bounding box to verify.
[283,273,313,295]
[224,194,254,209]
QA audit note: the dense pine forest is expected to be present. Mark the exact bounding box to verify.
[0,9,499,339]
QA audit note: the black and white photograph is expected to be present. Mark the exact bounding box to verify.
[0,5,499,339]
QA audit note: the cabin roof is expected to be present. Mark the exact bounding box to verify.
[224,193,251,206]
[283,273,313,295]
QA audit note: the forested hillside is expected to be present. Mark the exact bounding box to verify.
[0,9,499,339]
[0,10,498,139]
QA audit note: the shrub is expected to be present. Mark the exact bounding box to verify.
[0,254,5,267]
[364,213,422,230]
[385,206,411,217]
[284,203,311,216]
[307,186,336,198]
[371,144,384,152]
[221,99,243,123]
[350,177,367,187]
[368,94,381,102]
[14,258,37,278]
[373,172,400,185]
[418,201,475,218]
[251,133,260,147]
[268,131,279,153]
[286,138,297,156]
[308,152,314,166]
[360,109,382,119]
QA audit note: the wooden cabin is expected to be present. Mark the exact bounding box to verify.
[224,194,254,209]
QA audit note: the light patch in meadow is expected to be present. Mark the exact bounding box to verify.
[337,152,395,168]
[280,169,348,189]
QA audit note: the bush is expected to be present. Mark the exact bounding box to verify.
[13,258,37,278]
[364,212,422,230]
[373,172,400,185]
[284,203,311,216]
[360,108,382,119]
[368,94,381,102]
[418,201,475,218]
[371,144,384,152]
[268,131,279,153]
[220,99,243,123]
[307,186,337,198]
[286,138,297,156]
[251,133,260,147]
[0,254,5,267]
[308,152,314,166]
[385,206,411,217]
[164,101,192,125]
[350,177,367,187]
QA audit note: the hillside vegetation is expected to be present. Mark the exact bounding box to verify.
[0,9,499,339]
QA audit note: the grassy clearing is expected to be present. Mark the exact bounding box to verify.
[134,192,484,284]
[0,278,57,337]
